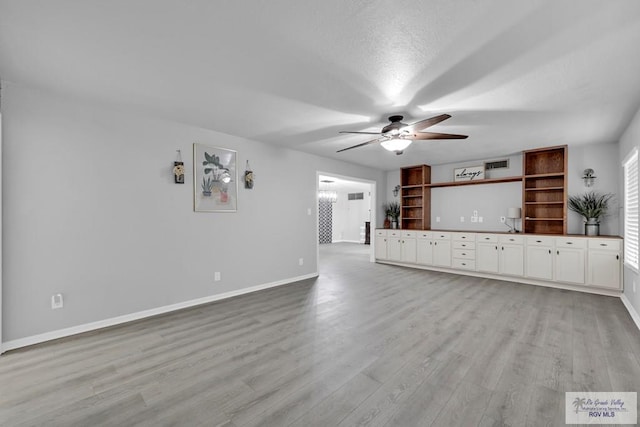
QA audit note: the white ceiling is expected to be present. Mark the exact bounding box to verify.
[2,0,640,170]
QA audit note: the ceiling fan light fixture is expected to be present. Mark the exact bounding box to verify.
[381,138,412,152]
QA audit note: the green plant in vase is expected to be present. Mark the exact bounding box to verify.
[387,201,401,229]
[567,191,614,235]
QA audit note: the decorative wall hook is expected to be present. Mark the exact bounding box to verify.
[244,160,254,189]
[173,149,185,184]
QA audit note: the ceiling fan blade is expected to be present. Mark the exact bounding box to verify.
[339,131,383,135]
[407,114,452,131]
[410,131,468,140]
[336,138,381,152]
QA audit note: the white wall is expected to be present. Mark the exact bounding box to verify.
[619,106,640,324]
[567,142,620,235]
[332,189,370,242]
[1,81,386,343]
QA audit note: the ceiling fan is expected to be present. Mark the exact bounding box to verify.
[337,114,468,155]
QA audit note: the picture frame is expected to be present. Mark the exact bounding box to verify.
[453,165,485,182]
[193,143,238,212]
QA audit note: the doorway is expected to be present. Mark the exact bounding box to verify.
[316,172,376,268]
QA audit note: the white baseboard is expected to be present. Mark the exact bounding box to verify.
[621,293,640,331]
[1,272,319,353]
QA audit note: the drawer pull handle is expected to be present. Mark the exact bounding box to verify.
[548,249,551,254]
[567,242,573,245]
[462,253,466,256]
[617,254,619,260]
[462,263,466,266]
[462,237,466,239]
[600,243,607,246]
[536,240,542,243]
[462,244,466,247]
[485,237,490,240]
[495,246,498,250]
[557,250,560,255]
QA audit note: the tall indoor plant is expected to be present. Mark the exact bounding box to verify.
[567,191,614,235]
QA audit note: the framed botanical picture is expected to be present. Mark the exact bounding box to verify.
[193,143,237,212]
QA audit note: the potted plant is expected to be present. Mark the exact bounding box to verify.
[201,177,214,196]
[382,203,392,228]
[387,201,401,229]
[567,191,614,235]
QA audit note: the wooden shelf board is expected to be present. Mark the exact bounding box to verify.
[525,201,564,205]
[426,176,522,188]
[524,187,564,191]
[403,206,423,209]
[401,184,423,189]
[525,218,565,221]
[524,172,565,179]
[402,218,422,220]
[402,195,422,198]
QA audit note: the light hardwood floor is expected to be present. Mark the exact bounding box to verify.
[1,243,639,426]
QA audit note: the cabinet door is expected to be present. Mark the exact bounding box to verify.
[417,239,433,265]
[401,238,417,263]
[433,240,451,267]
[374,235,387,260]
[476,243,499,273]
[588,250,621,289]
[526,246,553,280]
[555,248,585,284]
[387,237,402,261]
[500,244,524,277]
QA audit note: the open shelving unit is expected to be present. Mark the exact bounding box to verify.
[522,145,567,234]
[400,165,431,230]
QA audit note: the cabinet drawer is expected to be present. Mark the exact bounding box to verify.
[417,231,433,239]
[453,241,476,250]
[452,258,476,270]
[453,249,475,260]
[433,232,451,240]
[527,236,554,246]
[588,238,621,251]
[375,229,387,237]
[499,235,524,245]
[476,234,498,243]
[555,237,587,249]
[452,232,475,242]
[388,230,402,238]
[402,230,417,238]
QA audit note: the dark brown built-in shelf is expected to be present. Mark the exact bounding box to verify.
[426,176,523,188]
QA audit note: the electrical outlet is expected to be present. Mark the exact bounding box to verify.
[307,208,312,215]
[436,216,441,223]
[500,216,506,223]
[299,258,304,266]
[471,216,478,223]
[51,293,63,309]
[214,272,221,281]
[460,216,465,222]
[478,216,483,223]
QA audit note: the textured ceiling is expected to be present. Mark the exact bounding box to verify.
[1,0,640,170]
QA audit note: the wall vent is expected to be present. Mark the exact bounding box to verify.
[348,192,364,200]
[485,159,509,170]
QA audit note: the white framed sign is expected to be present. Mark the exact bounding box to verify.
[454,165,485,182]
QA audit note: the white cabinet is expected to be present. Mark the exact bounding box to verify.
[588,239,621,289]
[375,229,622,295]
[499,235,524,277]
[401,231,417,263]
[452,233,476,270]
[374,230,388,260]
[432,232,452,267]
[416,231,434,265]
[555,237,586,284]
[476,234,499,273]
[525,236,554,280]
[386,230,402,261]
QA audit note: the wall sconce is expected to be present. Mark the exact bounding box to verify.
[393,185,400,197]
[582,168,596,187]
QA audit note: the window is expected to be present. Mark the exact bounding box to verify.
[623,148,639,271]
